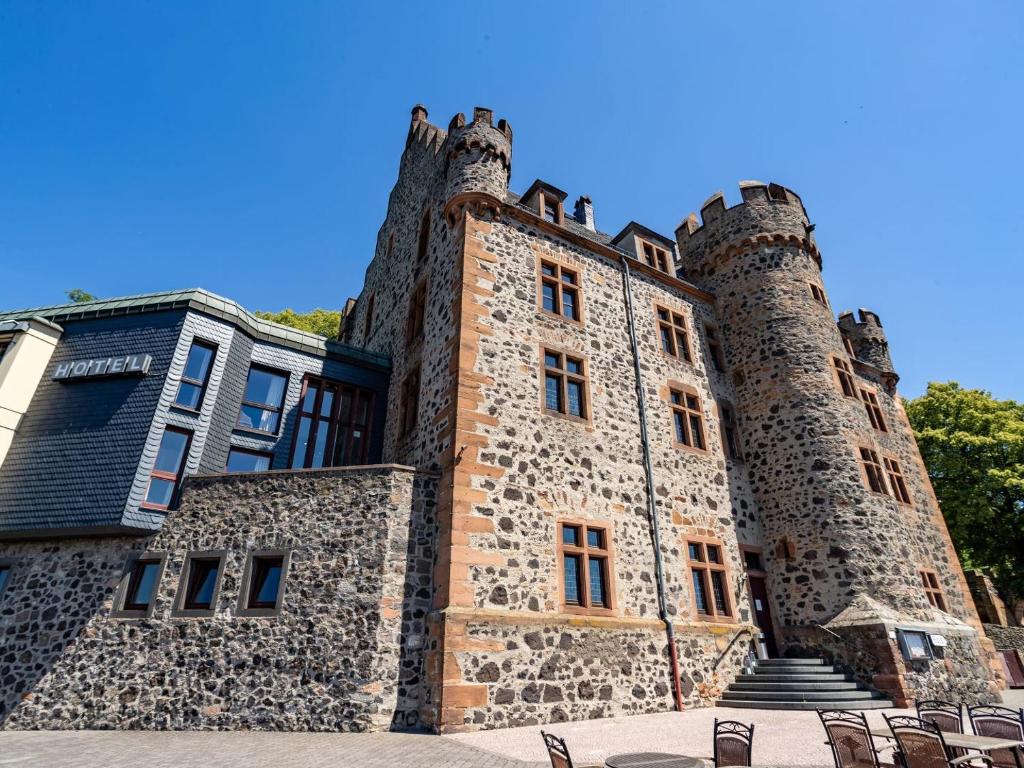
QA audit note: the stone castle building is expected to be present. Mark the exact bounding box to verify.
[0,104,1004,733]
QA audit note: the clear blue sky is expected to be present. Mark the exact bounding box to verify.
[2,2,1021,400]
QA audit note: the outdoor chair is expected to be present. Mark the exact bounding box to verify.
[966,706,1024,768]
[819,709,895,768]
[917,701,967,757]
[884,715,993,768]
[540,731,602,768]
[714,718,754,767]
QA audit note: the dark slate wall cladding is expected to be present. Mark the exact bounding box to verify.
[0,311,186,533]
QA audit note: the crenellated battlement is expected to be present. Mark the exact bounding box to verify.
[404,105,447,159]
[676,181,819,281]
[838,308,897,385]
[440,105,512,205]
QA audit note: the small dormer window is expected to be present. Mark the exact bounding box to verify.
[540,193,562,225]
[641,240,671,273]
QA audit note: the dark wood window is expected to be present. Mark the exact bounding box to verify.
[173,340,216,411]
[641,240,670,273]
[237,365,289,434]
[400,365,421,438]
[720,401,743,461]
[182,557,221,611]
[417,211,431,262]
[919,569,947,611]
[291,376,374,468]
[859,447,889,495]
[809,283,829,306]
[542,196,561,224]
[885,456,912,504]
[363,294,375,343]
[225,448,273,473]
[247,555,285,609]
[743,549,764,572]
[142,427,192,510]
[688,540,732,620]
[843,337,857,358]
[860,387,887,432]
[406,281,427,343]
[670,387,706,450]
[122,558,162,611]
[833,357,857,398]
[705,324,726,372]
[558,522,613,613]
[657,306,692,362]
[539,261,580,322]
[543,350,588,420]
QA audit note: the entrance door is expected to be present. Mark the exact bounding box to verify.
[1001,650,1024,688]
[747,575,779,658]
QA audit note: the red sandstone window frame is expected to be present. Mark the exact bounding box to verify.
[918,568,948,612]
[539,191,564,226]
[556,519,616,617]
[363,293,375,344]
[640,239,671,273]
[809,283,829,307]
[540,347,591,423]
[399,365,421,439]
[656,305,693,363]
[884,455,912,505]
[704,324,726,373]
[669,384,707,453]
[406,279,428,345]
[859,386,888,433]
[858,446,890,496]
[842,337,857,358]
[832,356,857,399]
[718,400,743,462]
[537,258,583,325]
[687,537,735,623]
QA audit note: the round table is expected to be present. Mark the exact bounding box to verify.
[604,754,705,768]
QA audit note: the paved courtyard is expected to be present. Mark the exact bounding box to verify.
[0,690,1019,768]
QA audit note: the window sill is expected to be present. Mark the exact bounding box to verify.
[233,426,280,439]
[170,404,202,416]
[536,309,584,328]
[561,604,616,618]
[692,613,737,625]
[673,441,710,457]
[543,408,590,426]
[139,502,171,512]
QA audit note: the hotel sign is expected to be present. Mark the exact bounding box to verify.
[53,354,152,381]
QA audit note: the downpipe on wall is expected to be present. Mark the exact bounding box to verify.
[619,257,685,712]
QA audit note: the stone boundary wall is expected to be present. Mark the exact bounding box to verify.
[0,465,435,732]
[985,624,1024,653]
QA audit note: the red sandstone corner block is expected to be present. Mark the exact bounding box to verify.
[443,684,488,708]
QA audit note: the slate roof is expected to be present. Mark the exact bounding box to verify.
[0,288,390,370]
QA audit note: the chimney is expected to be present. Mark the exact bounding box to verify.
[574,196,595,231]
[411,104,428,124]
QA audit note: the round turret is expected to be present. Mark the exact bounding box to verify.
[442,107,512,205]
[838,309,898,389]
[675,182,931,641]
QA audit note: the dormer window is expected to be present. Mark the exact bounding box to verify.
[522,180,568,228]
[642,241,671,273]
[543,197,560,224]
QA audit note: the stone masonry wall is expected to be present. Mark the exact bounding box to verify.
[0,466,433,731]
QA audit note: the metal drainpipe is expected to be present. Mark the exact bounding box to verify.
[619,257,685,712]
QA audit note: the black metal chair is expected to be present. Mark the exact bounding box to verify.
[967,706,1024,768]
[917,701,967,757]
[819,709,895,768]
[714,719,754,767]
[885,715,993,768]
[541,731,602,768]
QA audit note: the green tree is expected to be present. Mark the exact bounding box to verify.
[252,307,342,338]
[66,288,97,303]
[906,382,1024,606]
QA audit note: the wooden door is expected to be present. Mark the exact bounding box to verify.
[748,575,779,658]
[1000,650,1024,688]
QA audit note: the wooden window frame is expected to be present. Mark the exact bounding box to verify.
[237,549,291,618]
[656,305,693,363]
[172,339,217,413]
[687,537,735,622]
[919,568,948,612]
[669,384,707,453]
[704,323,726,373]
[540,347,591,423]
[739,544,766,576]
[557,520,616,616]
[363,293,375,343]
[236,364,290,436]
[111,552,167,619]
[640,239,671,273]
[832,356,857,399]
[809,283,829,307]
[718,400,743,462]
[399,365,421,439]
[406,280,428,344]
[289,375,375,469]
[140,426,193,511]
[171,550,227,618]
[539,191,564,226]
[884,455,912,504]
[225,447,274,473]
[416,209,431,262]
[537,259,583,325]
[859,385,888,432]
[858,446,890,496]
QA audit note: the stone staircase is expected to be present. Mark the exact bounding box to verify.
[717,658,893,710]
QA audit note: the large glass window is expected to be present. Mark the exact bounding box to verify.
[558,522,612,612]
[226,448,273,473]
[290,376,374,469]
[143,427,191,509]
[237,365,288,434]
[688,540,732,620]
[173,340,217,410]
[859,447,889,495]
[670,387,706,450]
[656,306,692,362]
[543,349,588,420]
[539,261,581,322]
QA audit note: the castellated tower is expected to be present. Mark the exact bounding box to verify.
[678,182,1000,704]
